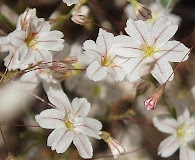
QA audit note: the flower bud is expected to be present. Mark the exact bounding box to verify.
[71,15,90,25]
[144,83,166,110]
[128,0,152,20]
[101,131,126,158]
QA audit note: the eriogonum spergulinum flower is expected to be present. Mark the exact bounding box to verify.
[112,16,190,83]
[153,105,195,160]
[83,28,129,81]
[62,0,79,6]
[35,89,102,159]
[8,9,64,65]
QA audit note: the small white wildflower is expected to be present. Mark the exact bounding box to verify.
[153,105,195,160]
[35,89,102,159]
[112,16,190,83]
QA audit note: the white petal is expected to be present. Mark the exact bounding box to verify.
[180,145,195,160]
[153,115,177,134]
[151,57,173,84]
[37,31,64,51]
[159,41,190,62]
[74,117,102,139]
[20,70,40,89]
[108,67,125,81]
[19,45,36,64]
[125,18,151,44]
[34,48,53,63]
[71,98,90,117]
[47,127,74,153]
[96,28,115,53]
[83,40,102,61]
[158,135,180,157]
[63,0,79,6]
[123,57,143,82]
[176,105,190,123]
[152,17,178,47]
[8,30,26,47]
[73,134,93,159]
[47,89,71,114]
[111,41,142,58]
[0,36,10,52]
[86,61,107,81]
[35,109,64,129]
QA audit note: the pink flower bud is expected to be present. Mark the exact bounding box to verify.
[144,83,166,111]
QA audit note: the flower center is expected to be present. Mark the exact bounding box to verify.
[101,54,114,67]
[177,123,193,143]
[142,46,156,58]
[25,33,38,50]
[64,120,74,129]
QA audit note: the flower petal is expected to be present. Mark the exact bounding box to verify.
[71,98,90,117]
[176,105,191,123]
[151,57,173,84]
[125,18,151,45]
[46,89,71,113]
[96,28,115,53]
[73,134,93,159]
[159,41,190,62]
[35,109,64,129]
[86,61,107,81]
[83,40,102,61]
[74,117,102,139]
[152,17,178,47]
[47,127,74,153]
[180,144,195,160]
[158,134,180,157]
[153,115,177,134]
[38,31,64,51]
[8,30,26,47]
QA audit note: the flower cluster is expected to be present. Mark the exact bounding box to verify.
[0,1,194,160]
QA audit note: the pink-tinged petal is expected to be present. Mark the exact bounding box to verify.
[34,48,53,63]
[46,89,71,113]
[176,105,190,123]
[20,70,40,89]
[123,57,143,82]
[86,61,107,81]
[74,117,102,139]
[71,98,90,117]
[125,18,151,44]
[96,28,115,53]
[47,127,74,153]
[153,115,177,134]
[151,57,173,84]
[111,41,142,58]
[38,21,51,33]
[8,30,26,47]
[158,134,180,157]
[37,31,64,51]
[73,134,93,159]
[35,109,64,129]
[152,17,178,47]
[180,145,195,160]
[108,67,125,81]
[159,41,190,62]
[4,49,21,70]
[0,36,10,52]
[83,40,102,61]
[19,45,36,64]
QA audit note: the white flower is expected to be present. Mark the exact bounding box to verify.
[83,28,129,81]
[35,89,102,159]
[112,17,190,83]
[19,43,71,91]
[8,12,64,65]
[153,105,195,160]
[62,0,79,6]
